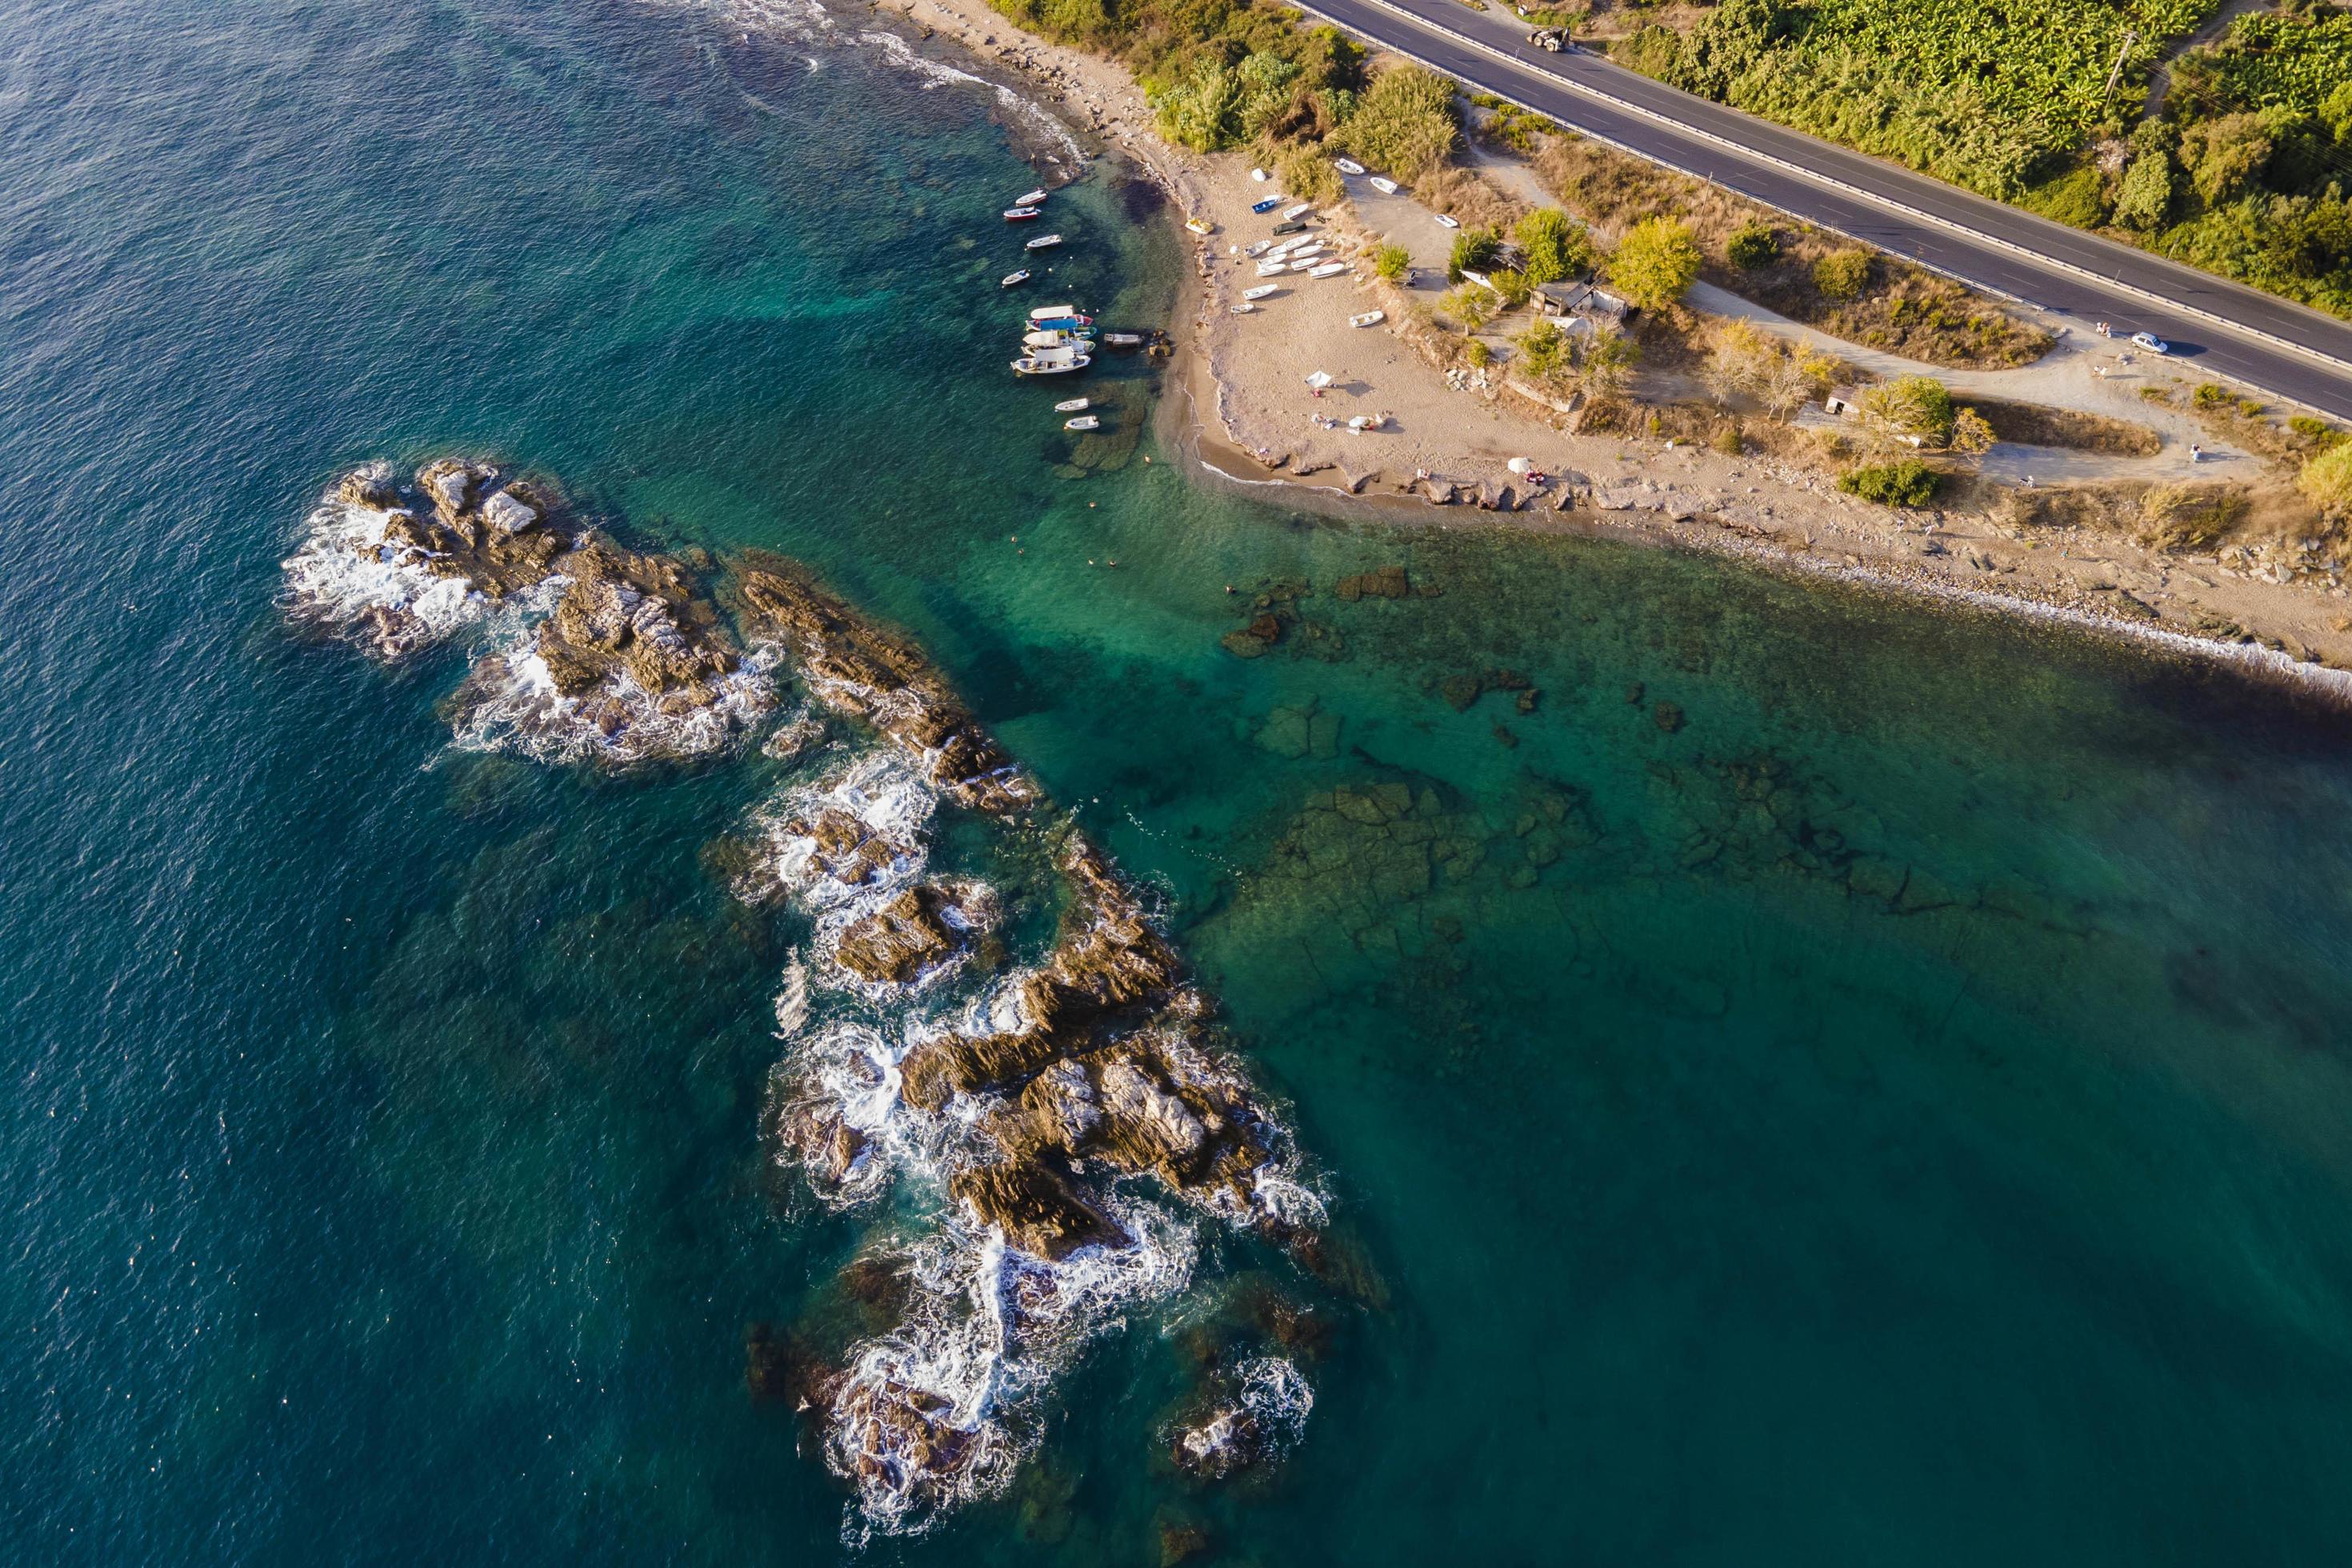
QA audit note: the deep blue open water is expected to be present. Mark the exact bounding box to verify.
[6,2,2352,1562]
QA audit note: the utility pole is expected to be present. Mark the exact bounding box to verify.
[2102,29,2138,102]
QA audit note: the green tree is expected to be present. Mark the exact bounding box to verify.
[1513,208,1591,286]
[2179,111,2274,207]
[2303,439,2352,514]
[1726,220,1779,269]
[2112,149,2174,231]
[1858,374,1956,445]
[1514,318,1570,378]
[1609,215,1701,310]
[1374,243,1412,282]
[1440,282,1495,328]
[1488,266,1532,308]
[1811,248,1873,301]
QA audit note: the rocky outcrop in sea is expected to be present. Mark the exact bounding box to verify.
[286,470,1331,1539]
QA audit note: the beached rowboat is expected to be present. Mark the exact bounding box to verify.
[1433,214,1460,230]
[1369,177,1398,195]
[1309,262,1348,278]
[1255,262,1287,278]
[1250,194,1285,214]
[1230,302,1255,315]
[1243,284,1279,300]
[1333,158,1366,175]
[1024,233,1063,250]
[1349,310,1386,327]
[1280,203,1312,220]
[1185,218,1213,235]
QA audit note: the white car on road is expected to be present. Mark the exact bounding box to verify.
[2130,330,2170,354]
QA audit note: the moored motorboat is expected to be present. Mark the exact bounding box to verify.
[1010,350,1090,374]
[1004,206,1042,222]
[1349,310,1386,327]
[1065,415,1101,430]
[1024,328,1094,349]
[1054,396,1090,413]
[1242,284,1279,300]
[1028,314,1092,331]
[1369,176,1398,194]
[1001,269,1030,288]
[1333,158,1366,175]
[1024,233,1063,250]
[1029,304,1080,320]
[1016,188,1048,206]
[1102,331,1144,347]
[1281,202,1312,220]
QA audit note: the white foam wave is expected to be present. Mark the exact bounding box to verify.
[827,1199,1197,1542]
[742,749,938,919]
[445,634,781,766]
[278,466,490,657]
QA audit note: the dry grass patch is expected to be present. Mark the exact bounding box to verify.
[1968,400,2162,457]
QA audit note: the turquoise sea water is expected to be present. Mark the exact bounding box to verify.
[6,1,2352,1562]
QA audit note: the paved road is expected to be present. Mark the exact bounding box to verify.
[1288,0,2352,420]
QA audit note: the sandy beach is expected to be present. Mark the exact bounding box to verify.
[881,0,2352,680]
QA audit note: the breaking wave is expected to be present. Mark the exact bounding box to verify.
[826,1199,1198,1544]
[445,633,781,766]
[278,464,496,657]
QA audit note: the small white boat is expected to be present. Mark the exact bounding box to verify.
[1245,240,1272,257]
[1054,397,1090,413]
[1243,284,1279,300]
[1024,328,1093,348]
[1185,217,1213,235]
[1281,202,1313,220]
[1065,415,1100,431]
[1016,188,1049,206]
[1289,243,1325,260]
[1001,269,1030,288]
[1369,176,1399,195]
[1102,331,1145,348]
[1349,310,1386,327]
[1024,233,1063,250]
[1255,262,1288,278]
[1286,260,1321,273]
[1030,304,1080,321]
[1004,206,1042,222]
[1434,214,1460,230]
[1011,352,1090,375]
[1310,262,1349,278]
[1334,158,1366,176]
[1230,302,1255,315]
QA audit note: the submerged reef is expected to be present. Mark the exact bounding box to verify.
[284,470,1333,1542]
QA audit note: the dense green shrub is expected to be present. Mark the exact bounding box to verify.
[1335,65,1461,182]
[2304,441,2352,513]
[1811,248,1873,301]
[1514,318,1570,378]
[1838,459,1942,506]
[1447,226,1503,282]
[1278,143,1342,206]
[1374,243,1412,282]
[1726,219,1779,270]
[1609,216,1700,310]
[1513,208,1593,286]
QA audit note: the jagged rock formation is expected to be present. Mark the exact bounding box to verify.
[734,557,1038,814]
[834,882,990,986]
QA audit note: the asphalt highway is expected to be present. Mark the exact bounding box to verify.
[1290,0,2352,419]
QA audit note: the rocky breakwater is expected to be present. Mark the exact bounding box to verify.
[282,459,776,763]
[734,563,1323,1537]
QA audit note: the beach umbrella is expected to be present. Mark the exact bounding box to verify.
[1303,370,1333,390]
